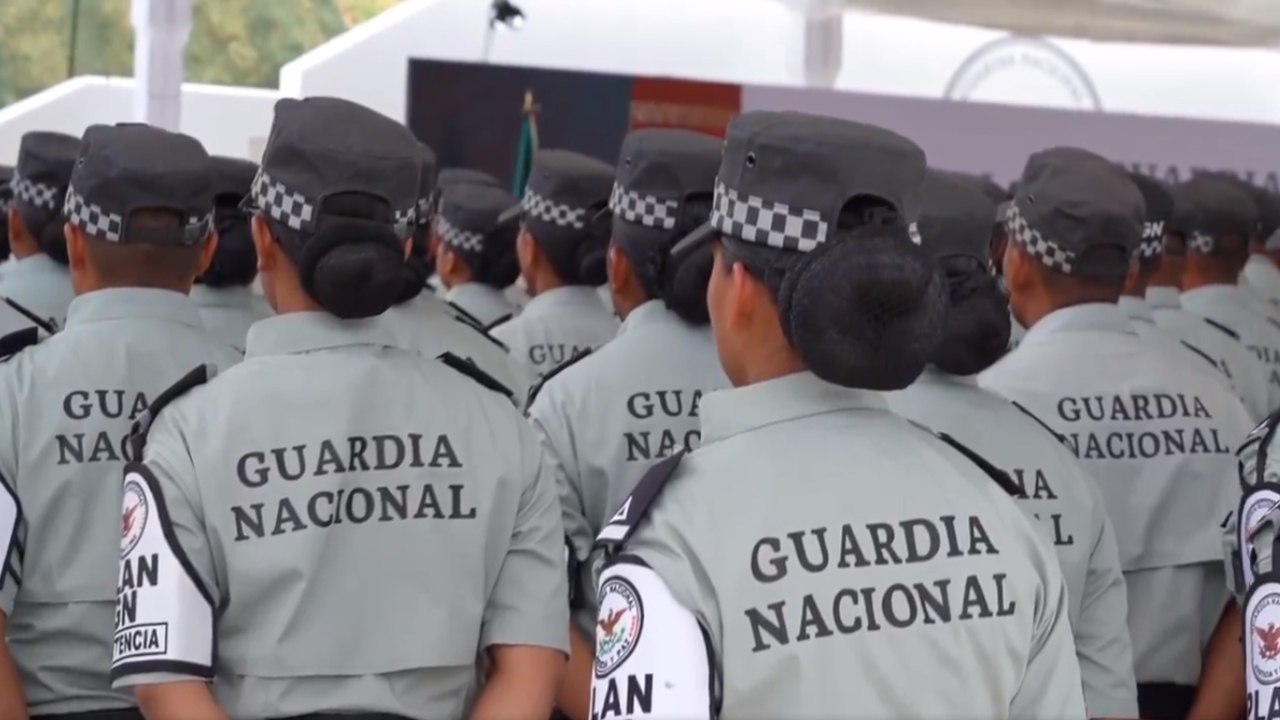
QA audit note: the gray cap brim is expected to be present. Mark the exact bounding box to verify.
[496,202,522,226]
[669,221,715,258]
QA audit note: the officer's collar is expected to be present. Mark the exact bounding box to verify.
[1181,283,1256,310]
[9,253,67,276]
[617,300,679,337]
[65,287,204,330]
[190,283,257,309]
[1021,302,1134,343]
[245,311,398,358]
[700,371,887,446]
[1145,285,1182,311]
[444,281,505,307]
[917,366,979,386]
[1117,295,1156,325]
[522,285,603,316]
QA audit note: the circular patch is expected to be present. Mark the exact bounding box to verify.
[1250,585,1280,685]
[1245,492,1280,536]
[121,477,149,558]
[594,576,644,678]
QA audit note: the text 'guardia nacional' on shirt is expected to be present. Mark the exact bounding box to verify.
[624,389,702,463]
[56,390,151,465]
[230,433,476,542]
[1009,467,1075,547]
[746,515,1014,653]
[1055,393,1232,460]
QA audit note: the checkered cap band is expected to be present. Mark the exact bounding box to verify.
[609,182,679,231]
[1189,231,1215,253]
[709,180,828,252]
[1004,202,1076,273]
[522,189,588,230]
[437,216,484,253]
[249,170,316,232]
[10,173,61,211]
[63,186,124,242]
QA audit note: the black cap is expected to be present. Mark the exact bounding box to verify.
[1125,170,1173,261]
[416,142,439,225]
[917,169,997,262]
[12,131,79,215]
[437,184,517,255]
[209,156,258,200]
[244,97,424,240]
[672,110,927,256]
[940,170,1009,204]
[64,124,214,246]
[0,165,12,214]
[438,168,500,191]
[498,149,615,240]
[607,128,720,232]
[1199,171,1273,240]
[1256,191,1280,241]
[1005,146,1144,277]
[1175,174,1256,255]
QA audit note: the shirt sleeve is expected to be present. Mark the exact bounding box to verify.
[480,422,570,653]
[0,469,24,617]
[527,392,592,571]
[111,412,220,688]
[1076,485,1139,719]
[591,559,713,720]
[1010,558,1089,719]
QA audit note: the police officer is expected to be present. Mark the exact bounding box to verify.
[0,122,241,720]
[589,111,1085,719]
[380,145,533,408]
[111,97,569,720]
[4,131,80,331]
[978,148,1252,720]
[491,150,619,379]
[1232,406,1280,720]
[427,167,501,298]
[526,128,730,719]
[1175,175,1280,413]
[190,155,273,352]
[884,168,1137,719]
[433,184,521,328]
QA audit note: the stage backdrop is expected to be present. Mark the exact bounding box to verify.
[407,59,741,192]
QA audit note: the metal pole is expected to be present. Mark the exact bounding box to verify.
[66,0,82,79]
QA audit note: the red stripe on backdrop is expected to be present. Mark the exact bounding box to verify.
[629,78,741,138]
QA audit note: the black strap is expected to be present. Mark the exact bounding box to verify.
[446,300,485,330]
[435,352,514,401]
[1241,406,1280,488]
[2,297,55,335]
[128,364,213,458]
[595,451,686,554]
[1178,339,1222,373]
[525,348,593,409]
[0,326,40,363]
[1202,317,1241,341]
[483,313,513,332]
[1008,400,1071,449]
[449,314,509,353]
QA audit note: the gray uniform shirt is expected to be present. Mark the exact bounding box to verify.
[886,370,1137,718]
[526,301,729,630]
[110,313,569,720]
[190,284,273,353]
[1119,295,1243,402]
[490,286,618,380]
[380,292,533,408]
[443,282,517,329]
[0,254,75,331]
[591,371,1085,720]
[1181,284,1280,414]
[0,288,241,715]
[1242,255,1280,313]
[979,302,1251,685]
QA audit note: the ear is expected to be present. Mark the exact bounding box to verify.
[1002,240,1031,294]
[197,232,220,277]
[516,228,535,268]
[64,223,87,273]
[607,245,628,291]
[728,256,759,324]
[403,237,413,260]
[8,208,24,243]
[251,215,276,273]
[437,244,457,276]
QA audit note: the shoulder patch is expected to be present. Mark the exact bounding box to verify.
[436,352,515,401]
[1203,317,1241,341]
[907,419,1021,497]
[484,313,513,332]
[1008,400,1071,450]
[0,326,41,363]
[596,451,686,554]
[2,298,56,335]
[127,364,214,459]
[526,349,593,408]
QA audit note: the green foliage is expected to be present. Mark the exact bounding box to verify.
[0,0,405,107]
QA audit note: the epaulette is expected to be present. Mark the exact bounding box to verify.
[1008,400,1071,450]
[436,352,515,401]
[447,301,485,332]
[1240,406,1280,487]
[1179,340,1222,373]
[447,304,509,352]
[2,298,56,335]
[595,450,686,554]
[907,419,1021,497]
[0,326,41,363]
[1268,317,1280,334]
[484,313,513,332]
[127,364,214,459]
[525,349,592,409]
[1202,317,1241,341]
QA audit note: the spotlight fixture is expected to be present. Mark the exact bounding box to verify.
[490,0,525,30]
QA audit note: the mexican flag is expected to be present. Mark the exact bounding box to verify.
[512,90,539,197]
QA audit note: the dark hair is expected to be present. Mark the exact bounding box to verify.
[394,223,434,305]
[16,203,69,265]
[0,211,10,262]
[448,222,520,289]
[721,197,947,390]
[613,193,714,325]
[533,201,611,287]
[264,192,404,319]
[932,255,1011,376]
[201,195,258,288]
[83,209,207,287]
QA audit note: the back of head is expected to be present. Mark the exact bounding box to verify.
[506,149,614,286]
[203,155,259,288]
[12,130,81,265]
[1178,174,1256,265]
[674,110,945,390]
[397,142,440,305]
[607,128,721,325]
[65,123,219,288]
[1125,170,1173,271]
[436,183,521,289]
[917,169,1009,376]
[249,96,427,318]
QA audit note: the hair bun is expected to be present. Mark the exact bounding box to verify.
[778,231,946,390]
[302,218,405,319]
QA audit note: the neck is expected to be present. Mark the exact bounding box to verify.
[527,268,565,297]
[613,291,648,321]
[1181,263,1237,291]
[10,235,39,260]
[438,266,469,291]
